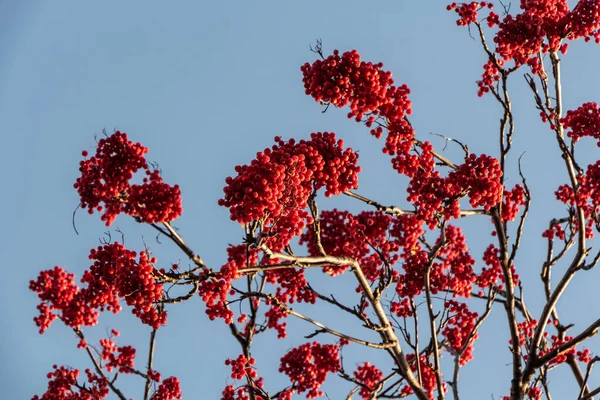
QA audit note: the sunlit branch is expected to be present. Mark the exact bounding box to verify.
[143,327,157,400]
[258,244,430,400]
[243,291,393,350]
[343,191,488,217]
[424,228,447,400]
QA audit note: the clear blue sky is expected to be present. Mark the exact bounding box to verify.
[3,1,600,398]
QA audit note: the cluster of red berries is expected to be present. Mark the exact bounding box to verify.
[302,49,419,177]
[265,300,289,339]
[562,102,600,145]
[300,209,400,280]
[198,245,253,324]
[279,342,341,398]
[353,362,384,399]
[568,0,600,43]
[477,244,503,288]
[542,222,566,240]
[451,1,600,95]
[30,243,167,333]
[87,243,166,328]
[447,2,495,26]
[502,184,526,222]
[99,336,136,374]
[395,225,476,299]
[513,319,539,348]
[219,133,360,250]
[152,377,183,400]
[527,386,543,400]
[442,300,479,365]
[74,131,182,225]
[29,266,89,333]
[225,354,258,380]
[477,243,520,289]
[301,50,411,122]
[32,365,110,400]
[407,153,503,229]
[221,381,278,400]
[477,60,501,97]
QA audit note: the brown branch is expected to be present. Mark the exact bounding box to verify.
[259,244,430,400]
[343,191,488,217]
[424,229,448,400]
[143,328,157,400]
[244,291,394,350]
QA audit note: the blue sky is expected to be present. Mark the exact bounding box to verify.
[3,1,600,399]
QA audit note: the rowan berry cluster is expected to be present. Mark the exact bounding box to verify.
[477,60,501,97]
[447,2,494,26]
[99,337,136,373]
[562,102,600,145]
[198,244,252,324]
[568,0,600,43]
[407,153,503,228]
[542,222,566,240]
[442,300,479,365]
[32,366,110,400]
[30,242,167,333]
[554,161,600,239]
[261,264,316,339]
[87,243,166,328]
[451,0,600,95]
[353,362,384,399]
[152,377,183,400]
[279,342,341,398]
[219,133,360,250]
[527,386,543,400]
[395,225,476,299]
[74,131,182,225]
[301,49,418,176]
[477,243,520,290]
[300,209,400,279]
[502,184,526,222]
[225,355,258,380]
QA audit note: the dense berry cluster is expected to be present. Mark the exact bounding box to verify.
[353,362,384,399]
[407,153,503,228]
[225,355,258,380]
[30,243,167,333]
[396,225,476,298]
[542,222,566,240]
[562,102,600,145]
[74,131,182,225]
[442,300,479,365]
[87,243,166,328]
[502,184,526,222]
[152,377,183,400]
[32,366,109,400]
[569,0,600,43]
[300,209,399,279]
[451,1,600,95]
[477,244,520,290]
[302,49,420,176]
[447,2,495,26]
[219,133,360,249]
[279,342,341,398]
